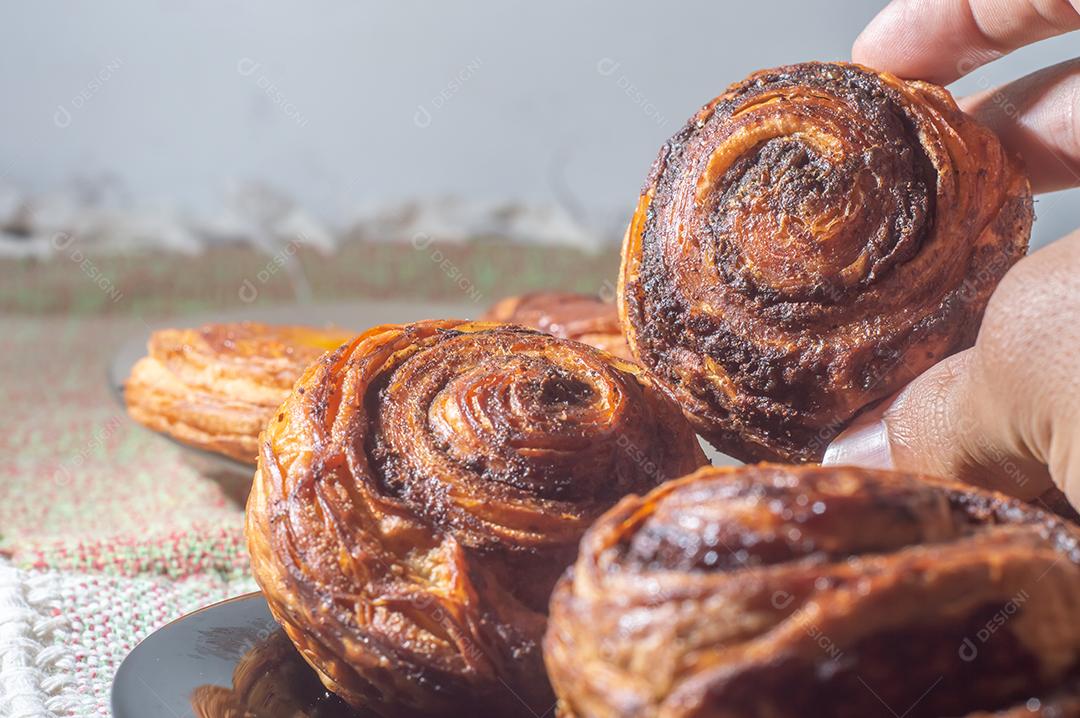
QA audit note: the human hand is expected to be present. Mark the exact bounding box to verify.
[824,0,1080,506]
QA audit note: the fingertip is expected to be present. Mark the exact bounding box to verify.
[956,60,1080,194]
[849,0,990,85]
[851,0,906,71]
[851,17,882,68]
[822,418,894,469]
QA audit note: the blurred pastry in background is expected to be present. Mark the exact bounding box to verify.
[124,322,352,464]
[483,291,632,360]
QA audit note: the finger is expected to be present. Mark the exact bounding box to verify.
[818,392,897,468]
[826,227,1080,506]
[853,0,1080,85]
[959,58,1080,193]
[825,349,1053,500]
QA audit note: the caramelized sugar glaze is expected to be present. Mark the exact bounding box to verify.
[546,464,1080,718]
[619,62,1033,462]
[245,320,706,717]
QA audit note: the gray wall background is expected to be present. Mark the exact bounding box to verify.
[0,1,1075,248]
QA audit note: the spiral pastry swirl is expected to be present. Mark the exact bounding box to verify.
[245,320,706,717]
[619,62,1033,462]
[545,464,1080,718]
[483,291,632,360]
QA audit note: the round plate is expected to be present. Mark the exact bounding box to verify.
[108,299,481,480]
[112,592,368,717]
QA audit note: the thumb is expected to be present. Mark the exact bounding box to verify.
[822,349,1053,501]
[824,228,1080,508]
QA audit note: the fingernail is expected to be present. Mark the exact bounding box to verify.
[822,419,894,468]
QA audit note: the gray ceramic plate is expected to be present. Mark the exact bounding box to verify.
[111,592,368,717]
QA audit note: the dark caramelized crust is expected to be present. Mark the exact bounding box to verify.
[124,322,352,463]
[618,62,1033,463]
[545,464,1080,718]
[483,292,632,360]
[245,320,707,717]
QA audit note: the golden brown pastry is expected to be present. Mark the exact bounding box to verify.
[245,320,707,717]
[125,322,352,464]
[545,464,1080,718]
[618,61,1033,463]
[483,291,633,361]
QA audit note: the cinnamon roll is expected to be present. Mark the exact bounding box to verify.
[245,320,707,717]
[545,464,1080,718]
[125,322,352,464]
[619,61,1033,463]
[483,291,632,360]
